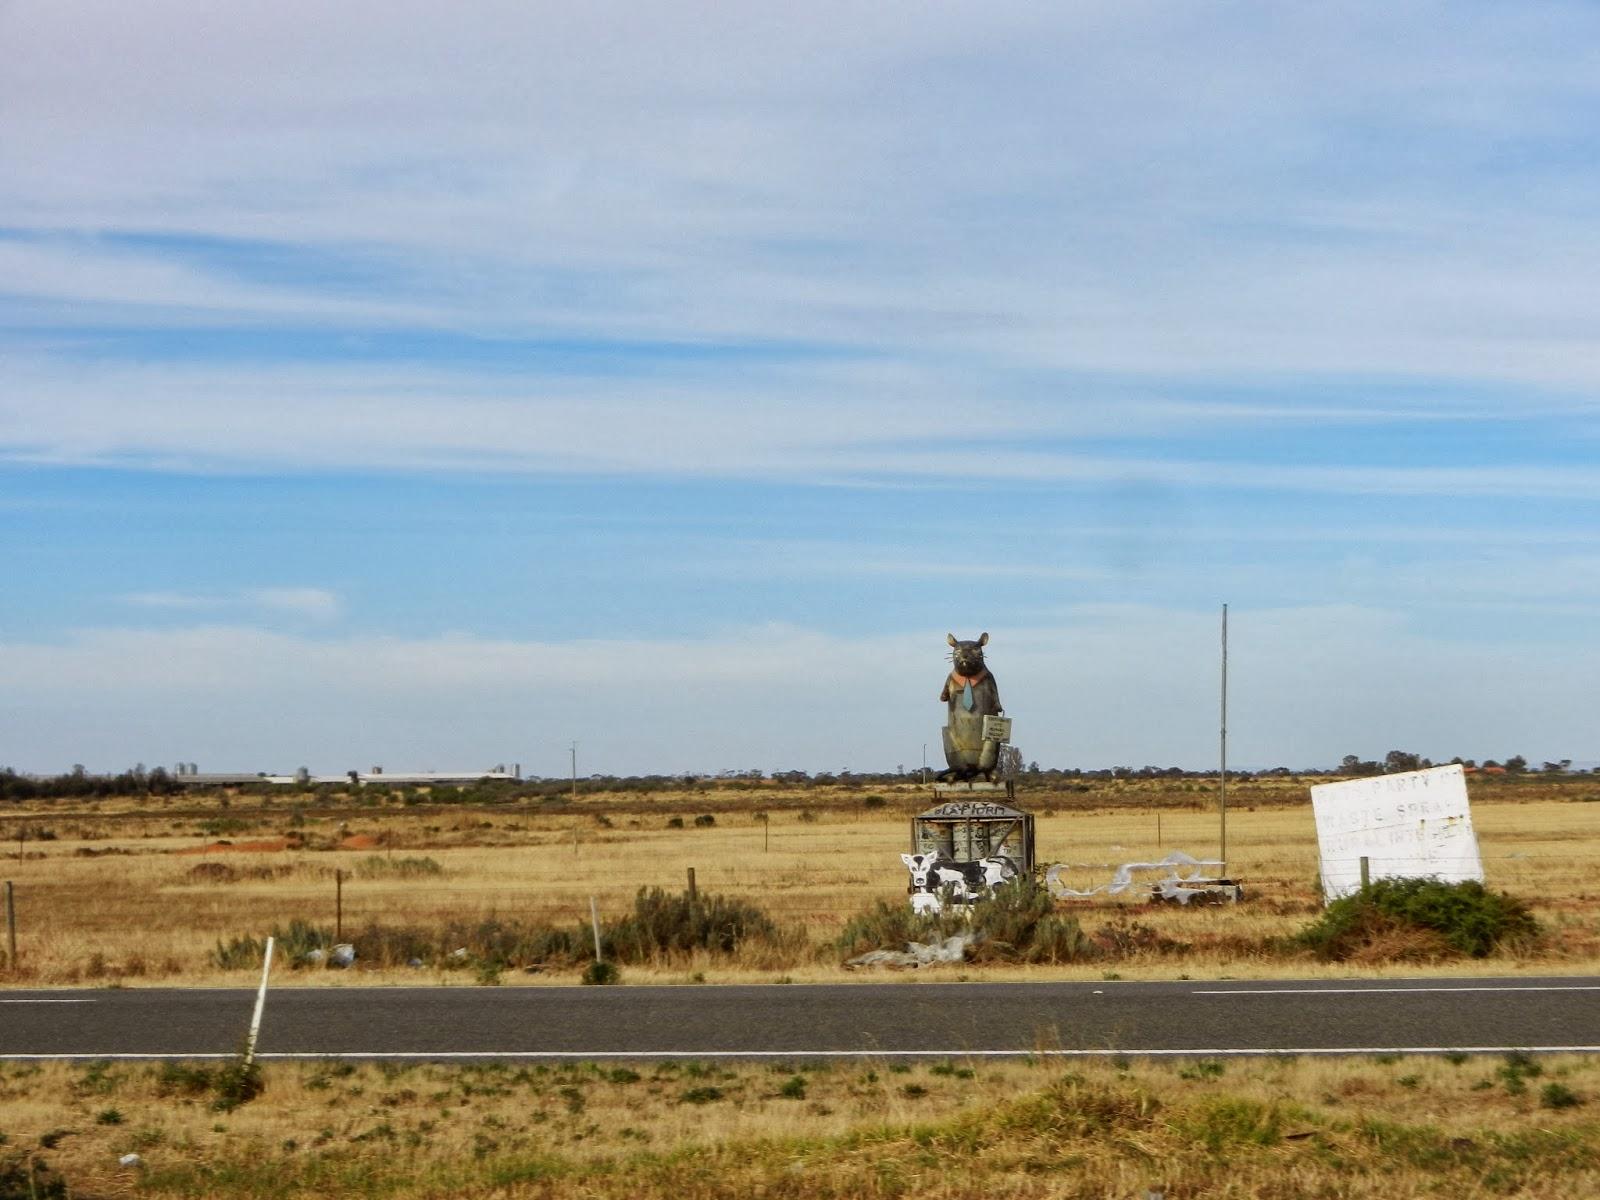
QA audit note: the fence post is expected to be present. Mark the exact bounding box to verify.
[1359,856,1370,889]
[589,896,603,963]
[4,881,15,970]
[686,867,697,904]
[335,870,344,942]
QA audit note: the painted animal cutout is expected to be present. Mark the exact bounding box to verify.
[901,851,1017,900]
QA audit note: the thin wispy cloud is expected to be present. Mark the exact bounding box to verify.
[122,588,340,621]
[1,3,1596,771]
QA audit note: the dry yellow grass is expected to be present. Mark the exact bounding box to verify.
[1,780,1598,984]
[2,1051,1598,1197]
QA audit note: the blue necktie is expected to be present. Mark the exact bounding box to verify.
[962,682,974,711]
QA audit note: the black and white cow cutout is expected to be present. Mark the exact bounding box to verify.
[901,851,1017,914]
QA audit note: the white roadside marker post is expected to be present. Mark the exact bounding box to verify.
[244,936,275,1067]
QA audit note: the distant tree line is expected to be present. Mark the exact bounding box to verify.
[0,765,182,801]
[1335,751,1585,777]
[2,753,1593,804]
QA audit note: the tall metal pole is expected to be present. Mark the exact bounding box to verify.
[921,743,927,785]
[570,741,578,802]
[1220,603,1229,876]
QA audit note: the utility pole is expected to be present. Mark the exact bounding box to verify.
[570,741,578,802]
[1220,603,1229,876]
[922,743,927,785]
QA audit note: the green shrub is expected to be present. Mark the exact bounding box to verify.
[348,922,439,968]
[968,877,1096,964]
[1540,1082,1583,1110]
[273,918,336,964]
[212,1053,264,1112]
[438,918,583,970]
[1294,879,1540,960]
[212,918,338,970]
[692,814,716,828]
[211,934,267,971]
[835,879,1095,964]
[153,1051,262,1112]
[605,887,778,960]
[211,914,591,973]
[155,1061,217,1098]
[215,893,785,977]
[834,898,964,959]
[582,960,620,985]
[666,817,684,829]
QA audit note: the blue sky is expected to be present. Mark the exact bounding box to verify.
[3,2,1599,776]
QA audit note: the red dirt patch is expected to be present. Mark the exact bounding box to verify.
[338,834,380,850]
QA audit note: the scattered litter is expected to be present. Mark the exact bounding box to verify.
[330,943,356,968]
[845,933,975,969]
[118,1153,143,1168]
[407,957,425,969]
[449,947,469,961]
[303,949,326,966]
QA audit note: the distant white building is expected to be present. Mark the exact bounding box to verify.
[172,762,523,787]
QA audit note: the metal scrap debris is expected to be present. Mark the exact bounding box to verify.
[1045,850,1230,903]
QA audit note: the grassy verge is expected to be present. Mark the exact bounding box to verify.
[2,1053,1597,1197]
[2,793,1598,985]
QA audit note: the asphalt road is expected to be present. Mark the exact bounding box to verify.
[2,977,1598,1060]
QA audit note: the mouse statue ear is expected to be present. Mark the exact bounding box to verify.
[946,633,958,646]
[978,632,989,646]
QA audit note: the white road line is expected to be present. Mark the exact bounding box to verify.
[2,1045,1599,1061]
[1192,986,1600,995]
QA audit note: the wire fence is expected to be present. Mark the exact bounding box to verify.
[2,845,1575,969]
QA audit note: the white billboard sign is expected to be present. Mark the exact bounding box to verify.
[1310,764,1482,904]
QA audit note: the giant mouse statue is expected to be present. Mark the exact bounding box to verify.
[938,632,1003,781]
